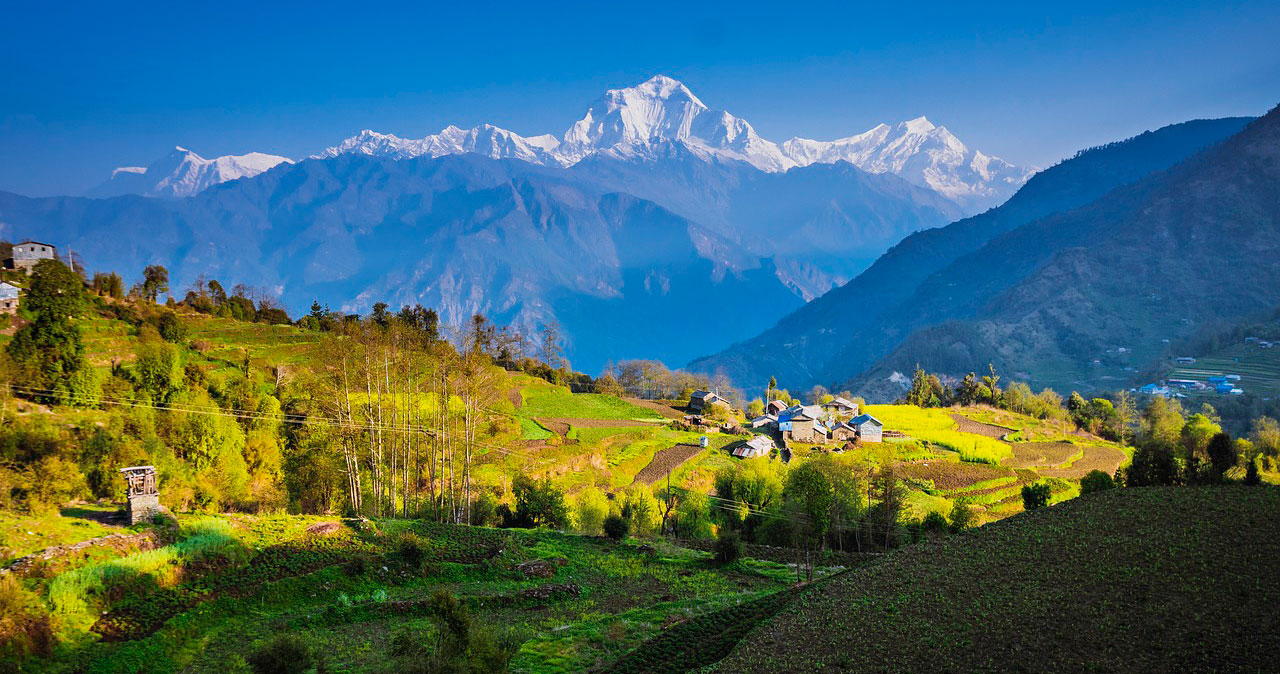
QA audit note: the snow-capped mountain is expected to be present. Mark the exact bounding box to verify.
[317,76,1033,211]
[88,147,292,199]
[781,117,1033,211]
[312,125,562,165]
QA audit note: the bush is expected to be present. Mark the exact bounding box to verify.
[1021,483,1052,511]
[714,529,742,566]
[247,633,314,674]
[471,492,499,527]
[1080,469,1115,495]
[603,514,629,541]
[395,531,425,566]
[921,511,949,535]
[949,502,975,532]
[1244,458,1261,486]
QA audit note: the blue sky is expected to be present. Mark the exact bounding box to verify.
[3,0,1278,196]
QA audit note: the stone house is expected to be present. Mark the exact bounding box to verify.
[9,241,56,271]
[732,434,774,459]
[689,390,724,412]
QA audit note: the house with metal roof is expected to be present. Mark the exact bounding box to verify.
[732,435,775,459]
[689,390,724,412]
[850,414,884,443]
[0,282,18,315]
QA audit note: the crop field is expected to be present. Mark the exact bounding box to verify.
[948,413,1014,439]
[1002,441,1083,469]
[894,459,1012,491]
[865,405,1012,464]
[714,487,1280,673]
[1037,445,1127,479]
[633,444,706,485]
[2,509,822,673]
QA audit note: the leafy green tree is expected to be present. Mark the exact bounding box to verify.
[141,264,169,303]
[1206,432,1237,481]
[675,490,713,539]
[1250,417,1280,458]
[6,259,87,400]
[1127,444,1178,486]
[949,501,975,532]
[510,474,569,528]
[1021,483,1051,510]
[622,485,661,537]
[134,342,183,401]
[574,486,609,535]
[746,398,765,418]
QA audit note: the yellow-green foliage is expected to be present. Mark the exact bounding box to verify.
[518,381,662,420]
[866,405,1012,464]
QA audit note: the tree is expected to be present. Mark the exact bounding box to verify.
[1021,483,1051,510]
[1250,417,1280,458]
[575,487,609,535]
[6,260,87,400]
[1206,432,1237,481]
[1080,469,1115,495]
[675,491,713,539]
[141,265,169,303]
[767,376,777,400]
[621,485,661,537]
[510,474,569,528]
[747,398,765,418]
[603,513,629,541]
[134,342,183,401]
[783,462,834,581]
[1126,444,1177,486]
[539,320,565,371]
[207,279,227,306]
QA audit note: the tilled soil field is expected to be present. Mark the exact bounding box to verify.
[1038,445,1127,479]
[1003,442,1083,469]
[634,443,705,485]
[949,414,1017,439]
[895,460,1013,491]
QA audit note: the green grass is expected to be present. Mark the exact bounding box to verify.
[714,486,1280,673]
[520,417,555,440]
[0,506,121,564]
[518,382,663,421]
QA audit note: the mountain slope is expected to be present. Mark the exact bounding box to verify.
[690,116,1254,392]
[87,147,292,198]
[0,153,808,372]
[848,106,1280,396]
[714,487,1280,673]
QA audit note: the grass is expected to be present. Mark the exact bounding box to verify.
[866,405,1012,464]
[714,486,1280,673]
[517,381,664,421]
[0,506,121,564]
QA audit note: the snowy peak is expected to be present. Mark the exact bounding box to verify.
[311,76,1032,210]
[88,147,292,199]
[781,116,1033,211]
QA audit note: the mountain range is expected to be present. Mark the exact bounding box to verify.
[692,113,1265,397]
[91,76,1032,214]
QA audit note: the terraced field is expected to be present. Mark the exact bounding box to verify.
[895,460,1012,491]
[1003,441,1083,469]
[1038,445,1127,479]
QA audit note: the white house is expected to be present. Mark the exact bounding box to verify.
[732,435,774,459]
[9,241,56,271]
[0,282,18,315]
[850,414,884,443]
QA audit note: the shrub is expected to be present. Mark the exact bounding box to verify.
[714,529,742,566]
[949,502,975,532]
[395,531,425,566]
[1244,458,1261,486]
[921,511,949,535]
[1080,469,1115,495]
[1021,483,1052,511]
[247,633,314,674]
[603,514,629,541]
[471,492,499,527]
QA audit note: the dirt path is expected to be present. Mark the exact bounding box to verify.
[633,444,705,485]
[1037,445,1127,480]
[950,414,1017,440]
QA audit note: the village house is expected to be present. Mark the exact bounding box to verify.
[1175,356,1197,365]
[0,282,18,315]
[749,413,777,429]
[829,421,859,442]
[765,399,788,415]
[849,414,884,443]
[822,396,859,417]
[732,434,774,459]
[778,404,825,443]
[8,241,57,271]
[688,390,724,413]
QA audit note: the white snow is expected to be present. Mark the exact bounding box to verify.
[93,147,293,198]
[314,75,1033,210]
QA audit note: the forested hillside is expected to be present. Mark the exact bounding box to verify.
[692,116,1255,393]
